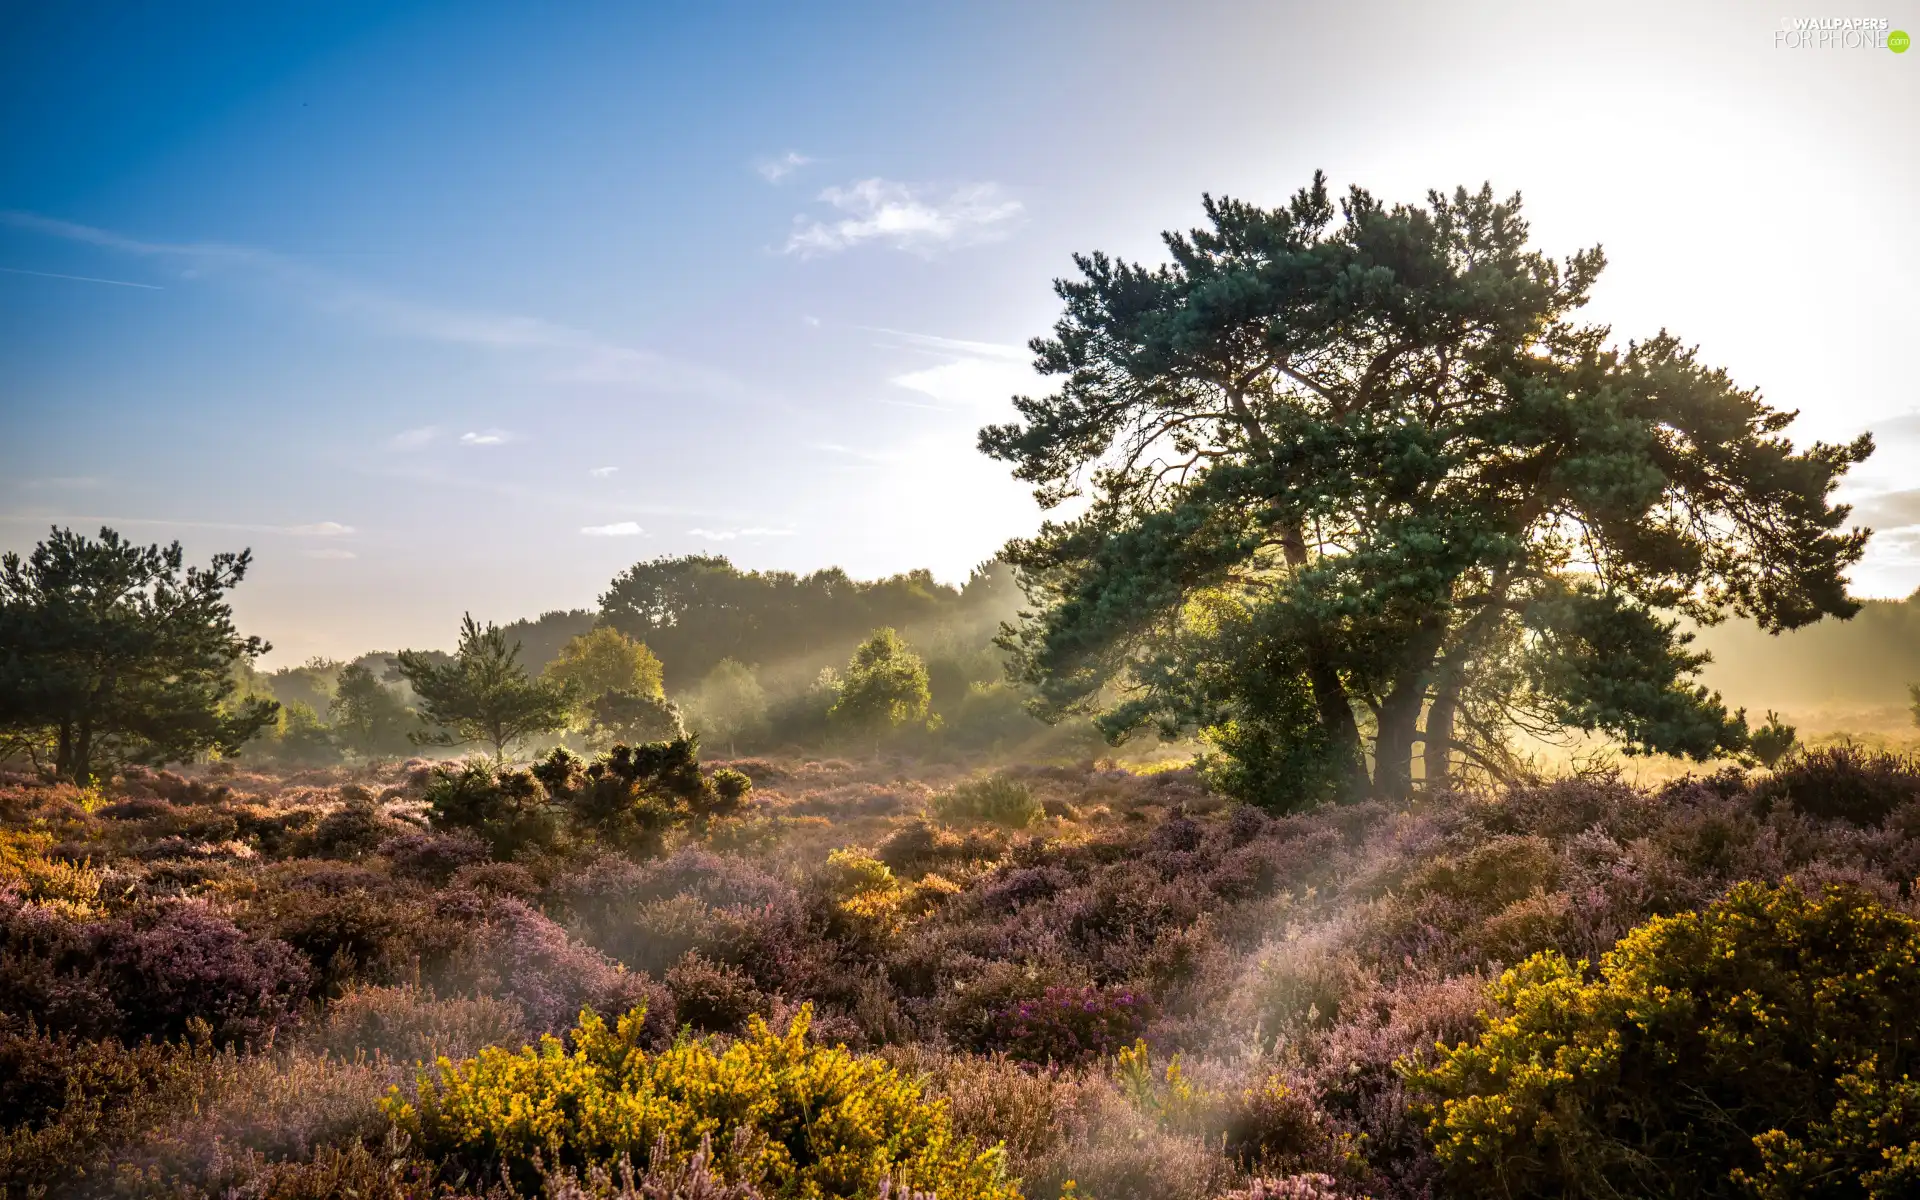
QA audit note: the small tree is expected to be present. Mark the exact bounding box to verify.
[830,628,931,752]
[543,626,665,703]
[269,701,339,766]
[330,660,416,758]
[1749,709,1799,769]
[0,527,278,783]
[686,658,767,756]
[395,614,573,761]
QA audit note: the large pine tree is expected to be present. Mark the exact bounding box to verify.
[981,175,1870,806]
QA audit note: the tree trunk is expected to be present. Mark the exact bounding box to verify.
[1419,569,1515,793]
[1423,677,1459,791]
[1279,523,1368,798]
[1374,688,1424,800]
[1374,622,1448,801]
[73,720,93,786]
[55,722,73,783]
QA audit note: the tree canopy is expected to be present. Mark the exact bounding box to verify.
[543,626,665,703]
[330,660,416,758]
[830,627,931,737]
[395,614,574,761]
[598,555,1012,688]
[981,175,1870,805]
[0,526,279,783]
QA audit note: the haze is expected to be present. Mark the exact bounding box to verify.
[2,0,1915,665]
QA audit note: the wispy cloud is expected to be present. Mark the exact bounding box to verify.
[755,151,813,183]
[863,327,1038,414]
[459,430,513,447]
[581,521,645,537]
[686,527,796,541]
[1853,488,1920,530]
[301,548,357,560]
[0,514,359,538]
[0,265,162,289]
[387,426,439,451]
[809,441,896,464]
[1,211,736,395]
[588,466,619,478]
[784,179,1022,257]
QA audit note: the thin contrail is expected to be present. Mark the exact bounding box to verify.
[0,265,162,289]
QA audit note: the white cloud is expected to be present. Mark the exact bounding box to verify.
[588,466,619,477]
[459,430,513,447]
[867,328,1039,414]
[285,521,355,537]
[387,426,439,450]
[784,179,1022,257]
[301,548,357,560]
[686,527,796,541]
[581,521,645,537]
[755,151,812,182]
[1853,488,1920,530]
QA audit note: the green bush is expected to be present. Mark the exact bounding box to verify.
[423,761,557,860]
[536,739,751,856]
[1405,881,1920,1199]
[931,776,1044,829]
[388,1004,1017,1199]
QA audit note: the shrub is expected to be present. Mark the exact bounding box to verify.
[424,760,558,859]
[308,795,400,859]
[389,1004,1018,1199]
[1752,744,1920,826]
[989,984,1149,1066]
[932,776,1045,829]
[101,904,311,1044]
[440,896,671,1038]
[1749,711,1799,769]
[538,740,749,856]
[1405,881,1920,1199]
[382,827,491,884]
[664,952,769,1034]
[313,984,528,1064]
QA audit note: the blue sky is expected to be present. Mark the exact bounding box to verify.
[3,0,1916,663]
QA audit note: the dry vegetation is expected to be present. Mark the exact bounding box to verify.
[6,743,1920,1198]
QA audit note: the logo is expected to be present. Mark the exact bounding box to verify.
[1773,16,1900,49]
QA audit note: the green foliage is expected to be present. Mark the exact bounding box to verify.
[545,627,666,705]
[1405,881,1920,1198]
[396,614,574,761]
[424,759,559,859]
[272,701,340,766]
[931,776,1044,828]
[599,555,1001,689]
[536,737,750,856]
[585,688,687,748]
[1749,710,1799,769]
[387,1004,1017,1199]
[330,661,415,758]
[981,175,1868,800]
[830,629,930,737]
[686,659,768,754]
[0,526,279,783]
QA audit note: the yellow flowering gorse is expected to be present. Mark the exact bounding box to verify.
[385,1003,1018,1200]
